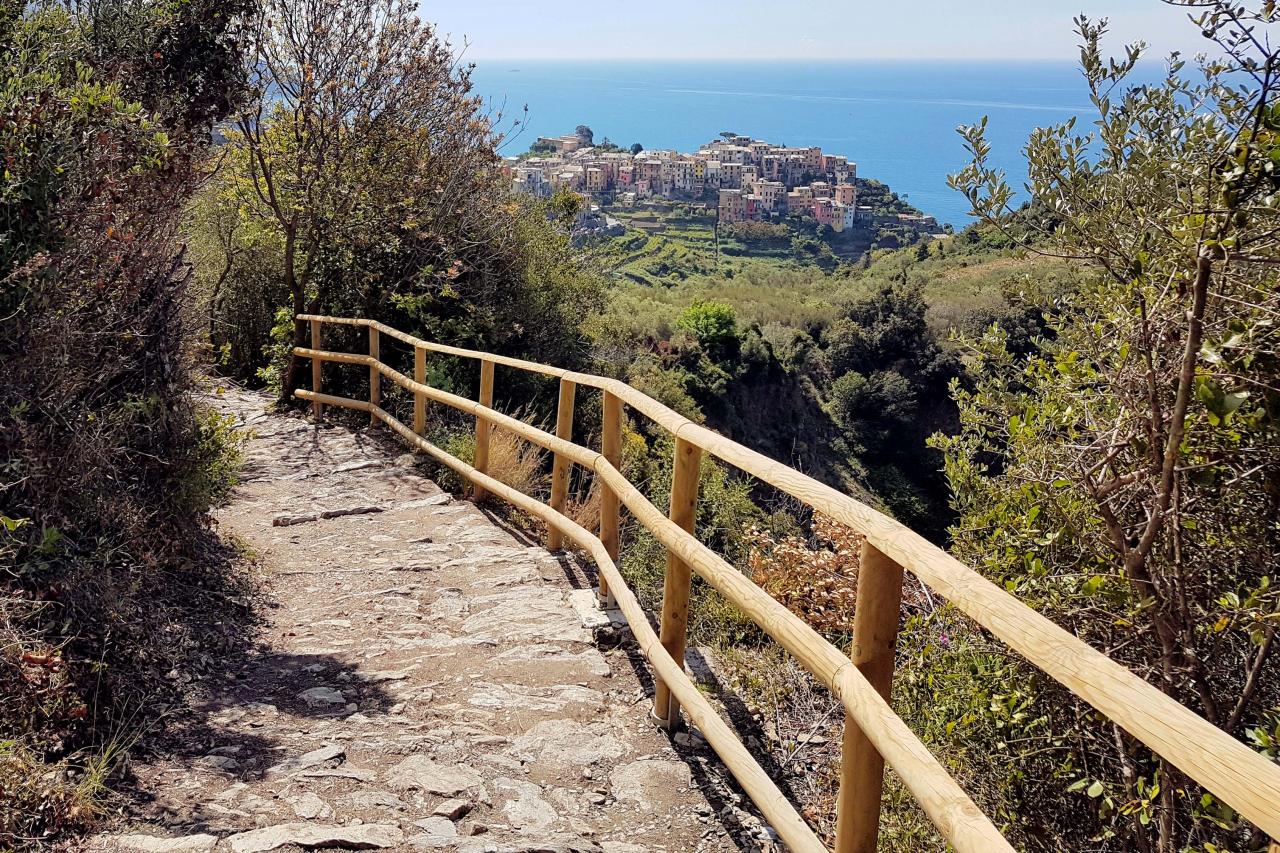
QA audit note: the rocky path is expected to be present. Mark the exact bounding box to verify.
[90,384,770,853]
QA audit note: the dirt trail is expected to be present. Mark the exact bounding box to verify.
[88,383,774,853]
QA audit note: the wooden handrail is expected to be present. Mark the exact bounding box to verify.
[291,348,1008,852]
[297,390,827,853]
[292,316,1280,850]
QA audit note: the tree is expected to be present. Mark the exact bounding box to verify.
[208,0,602,399]
[931,5,1280,851]
[233,0,501,397]
[822,281,957,532]
[575,124,594,146]
[630,142,644,155]
[677,299,739,362]
[828,369,917,436]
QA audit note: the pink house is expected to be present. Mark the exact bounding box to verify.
[813,198,835,226]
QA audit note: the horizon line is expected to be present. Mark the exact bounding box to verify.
[464,55,1090,63]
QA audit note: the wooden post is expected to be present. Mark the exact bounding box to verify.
[309,319,323,418]
[413,345,427,437]
[546,378,576,551]
[835,540,905,853]
[653,437,702,729]
[598,390,622,607]
[473,359,495,500]
[367,325,380,426]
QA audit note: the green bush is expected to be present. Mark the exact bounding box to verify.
[677,300,739,362]
[927,8,1280,850]
[173,407,248,514]
[0,1,254,844]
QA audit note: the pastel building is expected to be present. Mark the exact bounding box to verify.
[828,157,856,184]
[721,146,752,165]
[704,160,721,188]
[801,147,824,173]
[787,185,814,211]
[554,168,582,191]
[513,167,548,197]
[813,197,835,227]
[756,180,786,212]
[719,161,744,189]
[718,188,747,223]
[535,135,582,153]
[839,202,857,230]
[511,130,874,232]
[673,159,698,192]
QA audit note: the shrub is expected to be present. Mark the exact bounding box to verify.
[0,1,253,844]
[933,8,1280,850]
[173,407,248,513]
[677,299,739,362]
[746,516,862,636]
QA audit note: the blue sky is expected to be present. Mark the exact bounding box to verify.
[426,1,1209,60]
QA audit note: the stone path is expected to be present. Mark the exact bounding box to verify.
[88,383,771,853]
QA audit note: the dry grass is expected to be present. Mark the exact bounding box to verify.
[565,479,601,534]
[714,645,844,830]
[710,608,943,850]
[486,426,550,498]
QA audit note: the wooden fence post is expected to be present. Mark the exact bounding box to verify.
[367,325,380,426]
[413,345,427,437]
[473,359,495,500]
[598,390,622,607]
[546,378,576,550]
[310,319,323,418]
[653,436,702,730]
[835,540,905,853]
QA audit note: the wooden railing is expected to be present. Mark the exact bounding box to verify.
[294,315,1280,853]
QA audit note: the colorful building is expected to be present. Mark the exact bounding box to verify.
[718,188,747,223]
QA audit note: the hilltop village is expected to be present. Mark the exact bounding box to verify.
[505,129,939,233]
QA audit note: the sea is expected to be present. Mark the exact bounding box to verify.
[468,60,1098,227]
